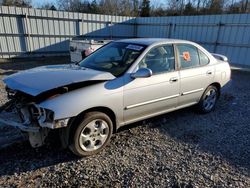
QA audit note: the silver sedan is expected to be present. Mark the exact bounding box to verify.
[1,38,231,156]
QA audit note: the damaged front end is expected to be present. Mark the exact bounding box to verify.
[0,88,69,147]
[0,64,116,148]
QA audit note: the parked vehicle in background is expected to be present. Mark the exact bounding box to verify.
[0,38,231,157]
[69,38,112,63]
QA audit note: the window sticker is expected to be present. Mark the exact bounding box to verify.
[126,44,144,51]
[183,51,191,62]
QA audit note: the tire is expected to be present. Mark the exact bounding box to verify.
[69,112,113,157]
[197,85,219,114]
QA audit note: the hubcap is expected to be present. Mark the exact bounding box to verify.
[79,119,109,152]
[203,88,217,111]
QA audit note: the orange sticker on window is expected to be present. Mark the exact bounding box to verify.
[183,51,191,61]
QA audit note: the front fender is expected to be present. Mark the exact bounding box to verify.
[38,82,123,123]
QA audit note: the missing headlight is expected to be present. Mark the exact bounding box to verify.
[38,108,56,129]
[38,108,54,123]
[46,110,54,122]
[29,104,42,120]
[37,108,68,129]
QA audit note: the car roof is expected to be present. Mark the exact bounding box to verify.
[116,38,192,46]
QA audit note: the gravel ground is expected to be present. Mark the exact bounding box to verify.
[0,57,249,187]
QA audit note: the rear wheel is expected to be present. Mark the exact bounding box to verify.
[69,112,113,157]
[197,85,218,113]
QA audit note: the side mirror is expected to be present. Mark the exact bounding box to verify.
[131,68,152,79]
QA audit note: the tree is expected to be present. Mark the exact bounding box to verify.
[167,0,184,15]
[183,2,197,15]
[2,0,31,7]
[151,7,167,16]
[227,3,241,13]
[140,0,150,17]
[57,0,96,13]
[39,3,57,10]
[88,0,99,14]
[57,0,80,12]
[37,0,245,16]
[118,0,132,16]
[196,0,201,10]
[133,0,140,16]
[208,0,224,14]
[98,0,118,15]
[243,0,249,12]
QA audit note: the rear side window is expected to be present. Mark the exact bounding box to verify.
[176,44,200,69]
[198,49,210,66]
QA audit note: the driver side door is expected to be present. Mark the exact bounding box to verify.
[123,44,180,124]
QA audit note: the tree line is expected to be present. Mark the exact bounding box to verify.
[1,0,249,16]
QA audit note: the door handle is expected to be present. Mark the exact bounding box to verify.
[206,70,213,75]
[169,77,178,82]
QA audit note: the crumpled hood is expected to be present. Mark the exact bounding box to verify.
[3,64,115,96]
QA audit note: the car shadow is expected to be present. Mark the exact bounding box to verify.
[0,136,78,176]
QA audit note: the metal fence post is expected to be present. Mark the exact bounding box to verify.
[133,18,137,38]
[81,17,84,35]
[168,23,173,38]
[108,21,113,39]
[214,22,224,53]
[76,19,80,36]
[25,13,32,53]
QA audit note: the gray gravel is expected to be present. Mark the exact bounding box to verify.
[0,57,249,187]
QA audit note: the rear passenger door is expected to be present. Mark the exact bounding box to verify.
[176,44,214,107]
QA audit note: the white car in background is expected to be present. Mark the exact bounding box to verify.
[69,39,112,63]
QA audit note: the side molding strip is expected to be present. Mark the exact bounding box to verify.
[125,94,180,110]
[182,88,204,96]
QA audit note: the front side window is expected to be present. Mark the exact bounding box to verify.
[177,44,200,69]
[138,45,175,74]
[79,42,146,77]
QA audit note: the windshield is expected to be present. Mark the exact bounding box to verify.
[79,42,146,77]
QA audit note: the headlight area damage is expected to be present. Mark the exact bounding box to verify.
[0,88,70,147]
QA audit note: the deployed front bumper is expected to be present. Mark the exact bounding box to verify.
[0,112,39,132]
[0,107,69,148]
[0,111,49,147]
[0,117,39,132]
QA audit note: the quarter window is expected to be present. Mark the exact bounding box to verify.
[177,44,200,69]
[138,45,175,74]
[198,49,210,65]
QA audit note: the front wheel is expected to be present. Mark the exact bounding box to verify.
[197,85,219,114]
[69,112,113,157]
